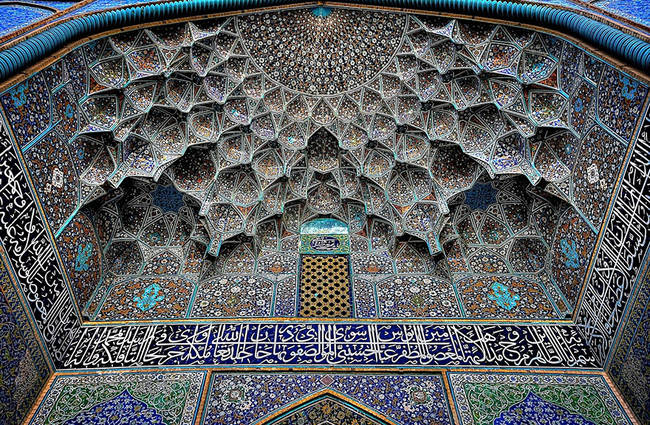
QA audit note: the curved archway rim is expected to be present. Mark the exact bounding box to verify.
[0,0,649,89]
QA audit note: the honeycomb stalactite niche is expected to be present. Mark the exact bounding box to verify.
[299,255,352,318]
[6,5,643,323]
[0,4,638,328]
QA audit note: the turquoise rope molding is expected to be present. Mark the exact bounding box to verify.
[0,0,649,81]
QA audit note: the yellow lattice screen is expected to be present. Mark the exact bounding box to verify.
[299,255,351,318]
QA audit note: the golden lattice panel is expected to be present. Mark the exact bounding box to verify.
[299,255,351,318]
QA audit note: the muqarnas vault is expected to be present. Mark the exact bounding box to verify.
[0,2,648,424]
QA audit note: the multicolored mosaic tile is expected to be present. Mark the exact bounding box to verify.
[2,11,650,425]
[0,73,50,148]
[0,4,52,37]
[273,275,298,317]
[448,372,633,425]
[30,370,205,425]
[56,212,102,311]
[23,130,78,232]
[609,268,650,423]
[597,65,648,142]
[550,207,597,307]
[456,275,558,319]
[190,275,273,318]
[95,276,193,320]
[594,0,650,27]
[572,125,626,228]
[0,259,51,425]
[202,373,453,425]
[376,275,461,318]
[352,277,378,318]
[0,5,645,335]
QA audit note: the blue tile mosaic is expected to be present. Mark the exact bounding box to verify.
[594,0,650,27]
[203,373,454,425]
[27,0,77,10]
[0,4,52,36]
[0,257,51,424]
[0,9,646,425]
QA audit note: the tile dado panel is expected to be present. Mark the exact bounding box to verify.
[29,371,453,425]
[448,371,633,425]
[27,370,637,425]
[29,370,205,425]
[201,373,454,425]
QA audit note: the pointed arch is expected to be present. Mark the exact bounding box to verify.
[256,389,397,425]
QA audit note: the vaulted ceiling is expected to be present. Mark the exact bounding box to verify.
[74,9,587,252]
[13,6,641,321]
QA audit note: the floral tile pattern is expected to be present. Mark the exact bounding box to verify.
[202,373,453,425]
[0,259,51,425]
[30,371,205,425]
[448,372,633,425]
[608,268,650,423]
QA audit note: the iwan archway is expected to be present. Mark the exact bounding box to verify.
[0,1,647,424]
